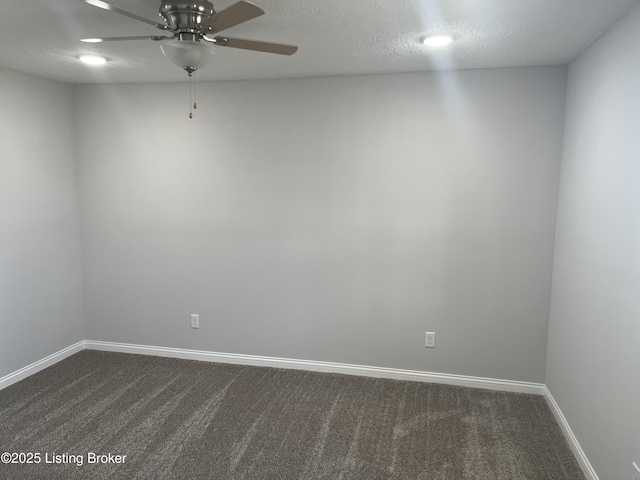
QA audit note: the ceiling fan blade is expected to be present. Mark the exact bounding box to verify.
[214,36,298,55]
[216,37,298,56]
[199,1,264,33]
[82,0,165,29]
[81,35,173,42]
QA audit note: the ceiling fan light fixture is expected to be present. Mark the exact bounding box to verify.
[78,54,107,65]
[422,35,454,47]
[160,39,215,73]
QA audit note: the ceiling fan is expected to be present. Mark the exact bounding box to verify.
[81,0,298,75]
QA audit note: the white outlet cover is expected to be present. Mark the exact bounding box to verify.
[425,332,436,348]
[190,314,199,329]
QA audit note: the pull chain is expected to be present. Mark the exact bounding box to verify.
[193,74,197,111]
[189,73,193,119]
[186,68,198,119]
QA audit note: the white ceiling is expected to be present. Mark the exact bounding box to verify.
[0,0,638,85]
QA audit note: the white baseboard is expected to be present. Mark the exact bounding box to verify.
[84,340,545,395]
[0,341,85,391]
[543,386,599,480]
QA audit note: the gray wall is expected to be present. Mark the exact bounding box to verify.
[76,67,566,383]
[0,68,85,378]
[546,6,640,479]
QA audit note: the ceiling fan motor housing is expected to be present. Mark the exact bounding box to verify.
[158,0,215,31]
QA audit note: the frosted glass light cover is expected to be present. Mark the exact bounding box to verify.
[160,40,215,70]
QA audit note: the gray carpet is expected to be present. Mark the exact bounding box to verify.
[0,351,585,479]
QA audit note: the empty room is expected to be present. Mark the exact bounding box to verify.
[0,0,638,479]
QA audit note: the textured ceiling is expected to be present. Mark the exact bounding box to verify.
[0,0,638,84]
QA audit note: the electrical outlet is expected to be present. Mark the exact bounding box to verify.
[190,314,199,329]
[632,461,639,480]
[425,332,436,348]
